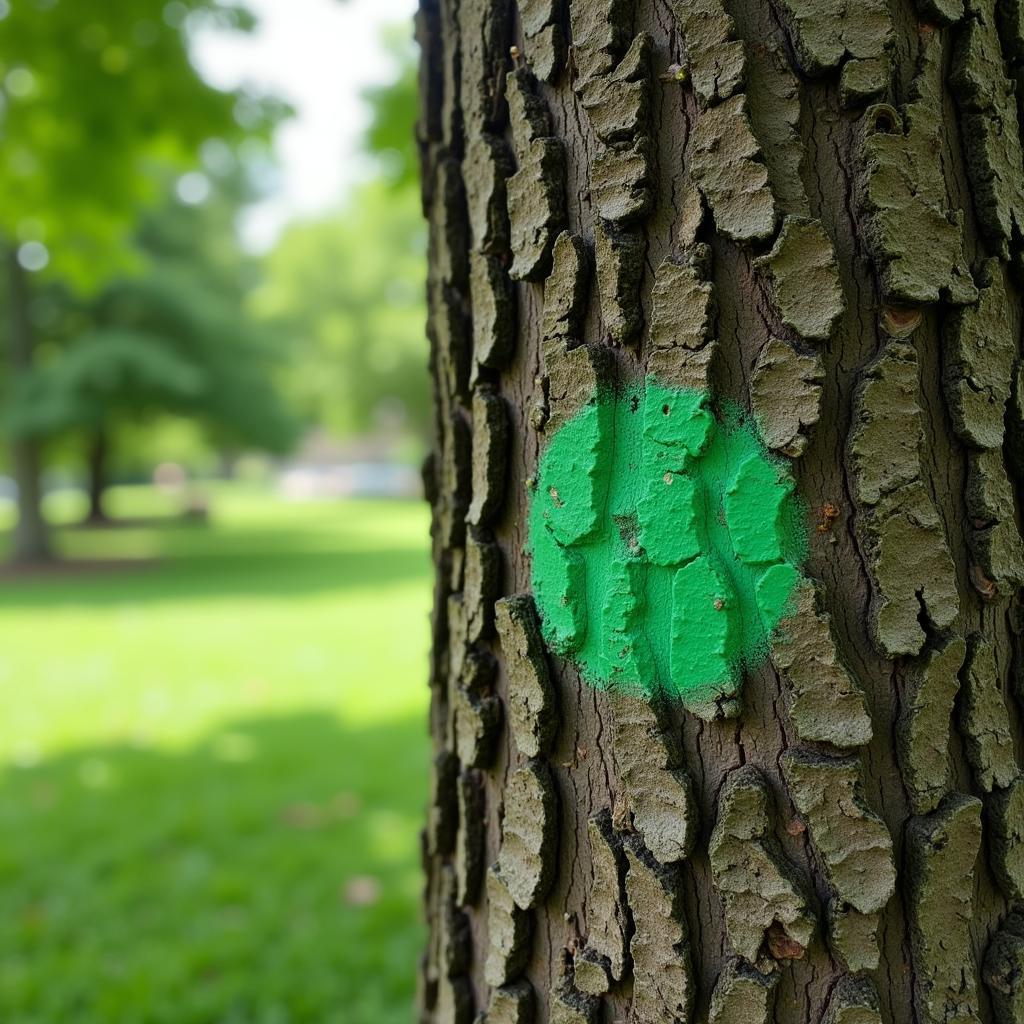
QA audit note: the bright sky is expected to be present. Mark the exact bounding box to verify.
[192,0,418,250]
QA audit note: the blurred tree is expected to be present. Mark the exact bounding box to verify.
[0,0,285,559]
[251,25,428,452]
[253,180,429,446]
[6,172,300,524]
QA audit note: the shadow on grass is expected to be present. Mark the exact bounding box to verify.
[0,538,431,608]
[0,710,428,1024]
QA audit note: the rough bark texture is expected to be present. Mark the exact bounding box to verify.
[417,0,1024,1018]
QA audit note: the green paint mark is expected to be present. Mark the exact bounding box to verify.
[529,378,806,713]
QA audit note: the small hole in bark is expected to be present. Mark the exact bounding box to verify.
[880,305,922,337]
[662,404,670,415]
[866,103,900,135]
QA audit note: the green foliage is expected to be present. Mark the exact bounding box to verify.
[5,175,300,464]
[0,487,430,1023]
[0,0,286,288]
[254,180,429,441]
[5,327,205,435]
[361,27,420,192]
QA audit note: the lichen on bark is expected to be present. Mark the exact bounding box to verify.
[744,44,809,214]
[593,218,645,346]
[468,387,509,526]
[541,232,591,346]
[988,778,1024,903]
[944,259,1017,449]
[781,749,895,915]
[984,914,1024,1023]
[952,0,1024,256]
[452,683,501,767]
[664,0,744,108]
[822,976,883,1024]
[649,245,714,353]
[518,0,564,81]
[781,748,896,969]
[469,252,516,375]
[943,259,1024,592]
[775,0,892,77]
[541,339,614,433]
[857,34,977,306]
[567,0,631,89]
[549,976,600,1024]
[479,980,534,1024]
[464,530,501,644]
[581,32,653,225]
[455,769,487,903]
[577,810,629,992]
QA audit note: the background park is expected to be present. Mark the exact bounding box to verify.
[0,2,430,1021]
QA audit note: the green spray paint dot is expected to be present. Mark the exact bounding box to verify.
[528,377,806,715]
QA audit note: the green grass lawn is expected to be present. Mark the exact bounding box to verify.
[0,485,432,1024]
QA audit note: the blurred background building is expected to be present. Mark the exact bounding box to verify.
[0,2,431,1021]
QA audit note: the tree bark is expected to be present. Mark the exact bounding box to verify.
[85,428,109,525]
[6,246,50,563]
[417,0,1024,1021]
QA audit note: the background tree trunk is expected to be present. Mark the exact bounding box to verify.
[417,0,1024,1020]
[6,247,51,564]
[85,428,110,525]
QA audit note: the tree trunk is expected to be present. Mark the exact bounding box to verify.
[6,246,50,564]
[85,428,109,525]
[417,0,1024,1021]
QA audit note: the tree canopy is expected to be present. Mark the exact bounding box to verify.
[0,0,285,287]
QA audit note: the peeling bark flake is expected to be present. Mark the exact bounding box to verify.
[898,637,967,815]
[611,694,699,863]
[708,958,778,1024]
[497,761,559,908]
[857,33,977,306]
[906,793,984,1024]
[506,67,566,280]
[625,838,695,1023]
[849,341,959,657]
[781,748,896,918]
[495,594,559,758]
[689,94,777,243]
[752,216,844,343]
[484,864,533,986]
[822,975,883,1024]
[708,765,815,962]
[958,636,1017,793]
[749,338,824,458]
[770,581,873,747]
